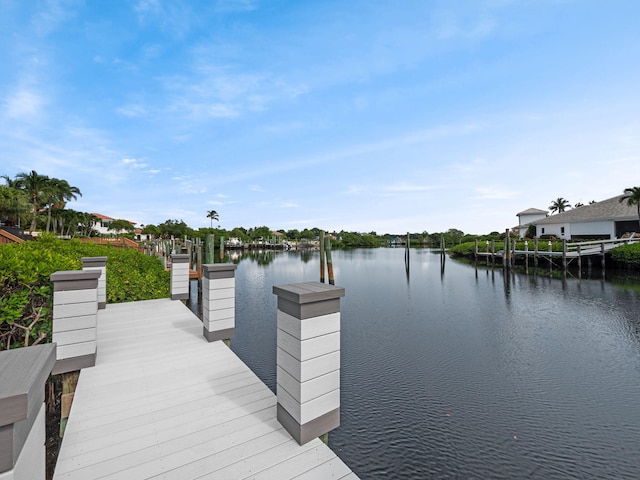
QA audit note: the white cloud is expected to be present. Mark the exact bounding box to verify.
[117,104,147,117]
[121,158,148,169]
[474,186,516,200]
[4,88,46,120]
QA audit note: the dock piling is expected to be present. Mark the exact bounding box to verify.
[273,282,345,445]
[202,264,237,342]
[170,254,190,300]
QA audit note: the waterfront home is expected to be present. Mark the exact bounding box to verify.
[534,194,639,240]
[90,213,136,235]
[516,208,548,238]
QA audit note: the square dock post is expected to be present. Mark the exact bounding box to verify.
[272,282,345,445]
[81,256,107,310]
[202,264,237,342]
[0,344,56,480]
[50,270,101,375]
[170,254,190,300]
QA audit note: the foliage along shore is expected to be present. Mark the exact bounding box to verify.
[0,234,169,351]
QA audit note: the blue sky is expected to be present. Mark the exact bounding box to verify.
[1,0,639,234]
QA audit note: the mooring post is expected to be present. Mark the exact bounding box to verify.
[325,236,335,285]
[534,238,539,268]
[601,242,606,270]
[50,269,101,437]
[273,282,345,445]
[562,239,567,271]
[320,231,326,283]
[548,241,553,273]
[474,239,478,263]
[485,240,489,266]
[524,241,529,273]
[202,264,237,343]
[81,256,107,310]
[0,344,56,480]
[504,229,511,269]
[50,270,101,375]
[577,244,582,274]
[205,234,215,264]
[170,254,190,300]
[491,240,495,267]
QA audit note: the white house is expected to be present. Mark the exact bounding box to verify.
[534,195,639,240]
[90,213,136,236]
[516,208,548,238]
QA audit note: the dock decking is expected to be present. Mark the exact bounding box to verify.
[53,298,357,480]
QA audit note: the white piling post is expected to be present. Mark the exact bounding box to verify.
[170,254,190,300]
[50,270,100,375]
[202,264,237,342]
[81,256,107,309]
[0,344,56,480]
[273,281,345,445]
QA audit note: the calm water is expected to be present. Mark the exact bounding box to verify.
[191,248,640,479]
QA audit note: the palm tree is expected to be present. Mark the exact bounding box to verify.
[0,178,28,228]
[619,186,640,226]
[42,178,82,232]
[549,197,571,215]
[15,170,50,233]
[207,210,219,228]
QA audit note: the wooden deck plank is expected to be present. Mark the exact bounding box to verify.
[54,298,357,479]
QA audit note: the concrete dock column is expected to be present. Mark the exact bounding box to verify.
[272,281,345,445]
[81,256,107,309]
[170,254,190,300]
[202,264,237,342]
[50,270,101,375]
[0,344,56,480]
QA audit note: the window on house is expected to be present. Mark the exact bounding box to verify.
[542,228,545,234]
[561,227,565,234]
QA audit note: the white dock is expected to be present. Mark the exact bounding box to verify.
[53,298,358,479]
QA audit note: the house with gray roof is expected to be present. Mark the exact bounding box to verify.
[516,208,548,238]
[534,195,639,240]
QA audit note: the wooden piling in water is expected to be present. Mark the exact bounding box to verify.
[534,238,539,268]
[491,240,495,268]
[219,236,224,261]
[205,234,215,264]
[196,240,203,279]
[577,244,582,279]
[320,231,326,283]
[562,239,567,271]
[325,236,335,285]
[504,229,511,270]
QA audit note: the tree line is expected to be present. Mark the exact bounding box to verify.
[1,170,84,235]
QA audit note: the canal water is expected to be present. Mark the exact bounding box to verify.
[191,248,640,479]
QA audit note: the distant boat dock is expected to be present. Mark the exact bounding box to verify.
[473,236,640,270]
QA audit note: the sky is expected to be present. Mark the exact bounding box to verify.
[1,0,639,235]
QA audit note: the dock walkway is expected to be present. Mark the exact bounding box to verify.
[53,298,357,479]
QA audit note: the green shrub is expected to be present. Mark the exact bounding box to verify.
[611,243,640,268]
[0,235,169,349]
